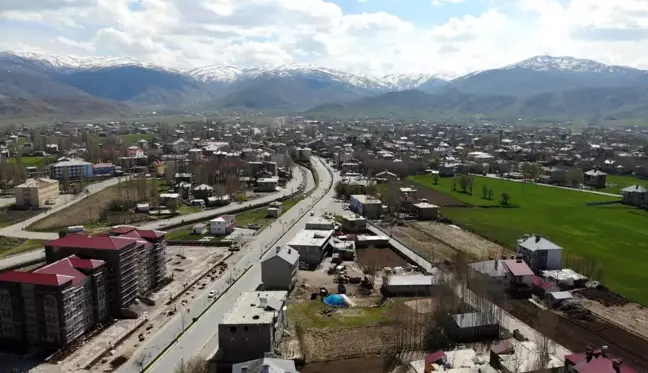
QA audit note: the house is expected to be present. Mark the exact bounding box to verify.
[565,347,639,373]
[193,184,214,200]
[468,260,509,295]
[261,247,299,291]
[192,223,208,235]
[267,201,282,218]
[516,235,563,272]
[622,185,647,207]
[531,275,559,297]
[50,159,93,180]
[295,147,312,162]
[210,215,236,236]
[412,202,439,220]
[341,214,367,233]
[126,146,144,157]
[547,166,567,184]
[546,291,573,308]
[15,178,59,209]
[217,291,288,363]
[447,312,500,342]
[188,148,202,163]
[256,177,279,192]
[174,173,192,184]
[381,274,440,297]
[349,194,382,219]
[232,357,299,373]
[375,170,398,182]
[0,255,108,350]
[286,229,333,269]
[159,193,180,205]
[409,348,496,373]
[502,258,534,298]
[439,163,456,177]
[584,170,607,188]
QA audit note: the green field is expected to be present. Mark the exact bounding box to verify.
[289,300,395,329]
[0,236,47,259]
[409,175,648,305]
[120,133,155,146]
[600,174,648,195]
[8,156,50,169]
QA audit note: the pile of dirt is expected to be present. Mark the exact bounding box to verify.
[558,299,596,322]
[577,286,631,307]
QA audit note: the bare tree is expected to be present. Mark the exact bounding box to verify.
[432,173,440,185]
[534,311,558,371]
[173,357,210,373]
[133,351,151,373]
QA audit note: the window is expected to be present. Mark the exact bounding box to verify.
[230,326,236,333]
[243,326,249,332]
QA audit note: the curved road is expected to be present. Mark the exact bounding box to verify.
[0,167,307,271]
[117,158,332,373]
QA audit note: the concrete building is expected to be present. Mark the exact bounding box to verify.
[412,202,439,220]
[45,229,167,316]
[218,291,288,363]
[468,260,508,295]
[193,184,214,200]
[295,147,312,162]
[447,312,500,342]
[188,148,202,163]
[92,163,116,176]
[256,177,279,192]
[15,178,59,209]
[341,214,367,233]
[516,235,563,272]
[50,159,93,180]
[261,247,299,291]
[0,255,108,350]
[584,169,607,188]
[210,215,236,236]
[381,274,440,297]
[287,229,333,269]
[305,217,335,230]
[349,195,382,220]
[565,347,639,373]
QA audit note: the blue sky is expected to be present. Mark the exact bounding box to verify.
[1,0,648,75]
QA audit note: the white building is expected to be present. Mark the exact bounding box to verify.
[295,147,312,162]
[210,215,236,236]
[287,229,333,269]
[516,235,563,272]
[256,176,279,192]
[305,217,335,230]
[50,159,93,180]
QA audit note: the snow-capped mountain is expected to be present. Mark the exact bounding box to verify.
[182,65,242,83]
[503,55,646,75]
[380,73,455,90]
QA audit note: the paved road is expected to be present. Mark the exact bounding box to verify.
[116,158,332,373]
[0,168,307,271]
[481,173,622,197]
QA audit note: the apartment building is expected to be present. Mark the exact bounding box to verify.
[218,291,288,363]
[0,255,107,350]
[15,178,59,209]
[50,159,93,180]
[44,229,167,316]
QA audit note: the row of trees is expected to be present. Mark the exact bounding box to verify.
[450,174,512,205]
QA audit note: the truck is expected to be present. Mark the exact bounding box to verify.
[67,225,85,233]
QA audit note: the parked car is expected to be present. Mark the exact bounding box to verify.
[208,290,216,298]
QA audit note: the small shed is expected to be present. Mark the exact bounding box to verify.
[381,274,439,297]
[546,291,573,308]
[192,223,208,235]
[448,312,500,342]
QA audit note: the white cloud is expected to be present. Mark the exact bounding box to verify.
[1,0,648,76]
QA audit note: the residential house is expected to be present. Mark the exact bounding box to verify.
[564,347,638,373]
[412,202,439,220]
[261,247,299,291]
[256,177,279,192]
[232,358,299,373]
[516,235,563,272]
[126,146,144,157]
[341,215,367,233]
[447,312,500,342]
[210,215,235,236]
[622,185,647,207]
[193,184,214,200]
[305,218,335,230]
[490,338,563,373]
[584,169,607,188]
[15,178,59,209]
[501,258,534,299]
[349,195,382,219]
[217,291,288,363]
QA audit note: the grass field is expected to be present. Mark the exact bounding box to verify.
[8,156,51,169]
[0,236,47,259]
[409,175,648,305]
[120,133,155,146]
[600,174,648,194]
[290,301,395,329]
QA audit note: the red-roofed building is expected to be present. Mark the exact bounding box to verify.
[0,255,108,350]
[502,257,534,299]
[565,348,639,373]
[109,226,168,289]
[45,234,140,315]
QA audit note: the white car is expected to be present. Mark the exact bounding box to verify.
[208,290,216,298]
[159,222,167,227]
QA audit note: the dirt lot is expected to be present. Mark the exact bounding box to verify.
[575,294,648,342]
[292,258,383,300]
[356,248,410,269]
[411,222,507,260]
[301,356,395,373]
[302,326,396,362]
[386,225,456,261]
[403,182,468,207]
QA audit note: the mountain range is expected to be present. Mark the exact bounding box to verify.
[2,50,648,121]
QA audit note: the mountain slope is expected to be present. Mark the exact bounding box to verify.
[448,56,648,97]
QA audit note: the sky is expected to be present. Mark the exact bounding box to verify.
[2,0,648,77]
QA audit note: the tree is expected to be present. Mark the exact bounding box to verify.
[173,357,210,373]
[334,180,345,197]
[501,192,511,205]
[133,351,151,373]
[487,187,494,200]
[432,173,439,185]
[481,185,489,200]
[452,176,458,191]
[381,180,401,216]
[62,167,70,193]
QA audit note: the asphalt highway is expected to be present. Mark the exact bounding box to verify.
[116,158,332,373]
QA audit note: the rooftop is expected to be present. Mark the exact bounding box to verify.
[502,259,534,277]
[452,312,498,328]
[622,184,648,193]
[16,178,58,188]
[469,260,508,277]
[222,291,287,325]
[288,229,333,248]
[566,351,638,373]
[0,271,74,287]
[265,246,299,266]
[495,339,563,372]
[518,235,563,252]
[232,358,298,373]
[35,258,89,286]
[47,234,137,251]
[53,159,92,167]
[413,202,439,209]
[351,194,382,204]
[384,274,439,286]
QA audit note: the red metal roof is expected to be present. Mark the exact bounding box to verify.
[424,351,446,365]
[532,275,555,290]
[120,231,154,249]
[0,271,73,287]
[47,234,136,251]
[566,353,639,373]
[502,259,534,277]
[67,255,105,269]
[109,225,137,234]
[35,258,87,286]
